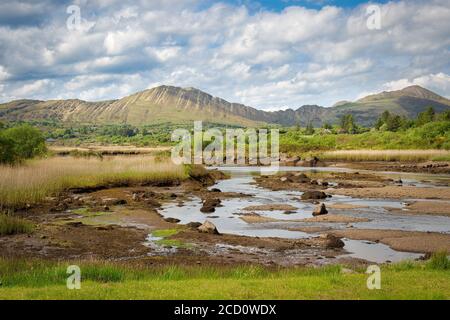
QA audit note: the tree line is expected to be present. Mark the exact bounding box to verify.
[298,107,450,135]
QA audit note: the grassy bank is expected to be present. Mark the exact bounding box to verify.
[0,258,449,300]
[280,121,450,154]
[0,214,34,235]
[319,150,450,162]
[0,156,187,209]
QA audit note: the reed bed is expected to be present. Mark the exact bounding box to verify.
[0,156,187,208]
[49,145,171,155]
[0,214,34,235]
[320,149,450,162]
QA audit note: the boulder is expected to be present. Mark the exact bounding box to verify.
[284,156,301,166]
[287,173,310,183]
[318,180,329,187]
[297,156,326,167]
[145,198,161,208]
[301,191,328,200]
[102,198,127,206]
[186,222,202,229]
[198,220,220,234]
[320,234,345,248]
[200,198,221,213]
[50,202,68,212]
[66,221,84,227]
[95,225,114,231]
[164,217,181,223]
[312,203,328,216]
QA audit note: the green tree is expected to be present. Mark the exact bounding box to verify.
[386,114,402,131]
[340,114,357,134]
[305,123,315,135]
[417,107,435,126]
[438,110,450,121]
[2,125,47,160]
[0,134,16,164]
[375,111,391,130]
[322,122,332,130]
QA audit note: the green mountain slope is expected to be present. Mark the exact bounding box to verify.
[0,85,449,127]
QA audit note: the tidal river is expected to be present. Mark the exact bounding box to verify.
[158,166,450,263]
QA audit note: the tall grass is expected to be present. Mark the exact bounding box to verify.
[0,156,187,208]
[319,149,450,162]
[427,251,450,270]
[0,258,340,288]
[0,213,34,235]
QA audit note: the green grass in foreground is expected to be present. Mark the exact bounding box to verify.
[0,257,449,300]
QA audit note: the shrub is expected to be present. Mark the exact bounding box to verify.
[0,135,16,164]
[0,124,47,164]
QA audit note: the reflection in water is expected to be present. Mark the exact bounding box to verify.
[342,239,423,263]
[158,167,449,263]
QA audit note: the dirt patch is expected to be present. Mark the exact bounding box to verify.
[255,171,392,192]
[242,204,298,211]
[327,203,367,210]
[330,161,450,174]
[239,214,279,223]
[298,214,370,223]
[0,223,150,260]
[388,201,450,217]
[238,213,368,224]
[328,186,450,200]
[328,229,450,254]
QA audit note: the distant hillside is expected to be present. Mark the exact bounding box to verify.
[0,86,265,127]
[0,85,449,127]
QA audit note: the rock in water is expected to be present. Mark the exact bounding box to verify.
[313,203,328,216]
[301,191,328,200]
[287,173,310,183]
[318,180,329,187]
[198,220,220,234]
[200,198,221,213]
[320,234,345,248]
[186,222,202,229]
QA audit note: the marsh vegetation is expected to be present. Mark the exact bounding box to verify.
[0,156,186,209]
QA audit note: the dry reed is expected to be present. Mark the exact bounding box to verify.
[0,156,186,208]
[320,149,450,162]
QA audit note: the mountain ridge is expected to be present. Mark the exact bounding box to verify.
[1,85,449,127]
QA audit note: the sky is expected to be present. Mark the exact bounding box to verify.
[0,0,449,109]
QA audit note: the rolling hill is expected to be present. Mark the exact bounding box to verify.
[0,85,449,127]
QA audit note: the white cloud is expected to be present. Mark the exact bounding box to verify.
[145,46,181,62]
[0,66,10,81]
[383,73,450,98]
[11,79,53,98]
[0,0,449,107]
[104,27,149,55]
